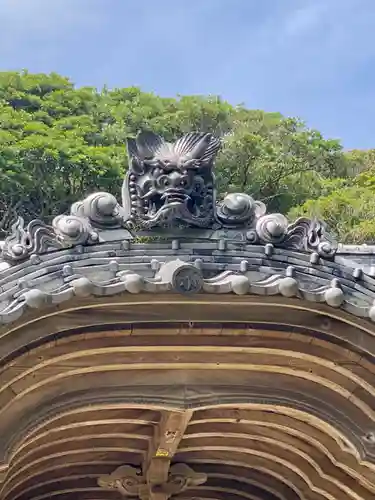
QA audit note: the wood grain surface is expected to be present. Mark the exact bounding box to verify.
[0,293,374,500]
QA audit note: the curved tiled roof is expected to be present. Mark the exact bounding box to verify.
[1,131,375,500]
[0,239,375,500]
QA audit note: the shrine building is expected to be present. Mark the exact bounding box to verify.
[0,131,374,500]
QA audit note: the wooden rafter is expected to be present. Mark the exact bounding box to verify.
[144,409,193,487]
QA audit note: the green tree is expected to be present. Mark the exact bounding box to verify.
[216,116,347,213]
[289,183,375,243]
[0,70,373,244]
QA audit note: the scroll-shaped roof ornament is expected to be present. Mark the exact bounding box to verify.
[0,130,337,264]
[98,463,207,499]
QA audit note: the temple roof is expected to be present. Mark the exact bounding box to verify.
[0,132,375,500]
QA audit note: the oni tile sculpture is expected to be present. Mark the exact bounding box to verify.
[1,131,337,264]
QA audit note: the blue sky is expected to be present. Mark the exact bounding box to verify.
[0,0,374,149]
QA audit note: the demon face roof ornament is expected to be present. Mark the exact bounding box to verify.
[122,131,221,229]
[0,130,337,265]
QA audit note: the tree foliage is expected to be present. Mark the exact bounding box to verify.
[0,70,374,242]
[290,170,375,243]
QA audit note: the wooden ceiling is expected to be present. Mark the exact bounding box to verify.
[0,294,375,500]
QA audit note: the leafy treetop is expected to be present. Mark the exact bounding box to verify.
[0,70,373,243]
